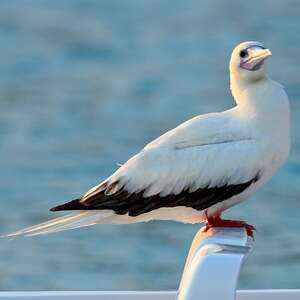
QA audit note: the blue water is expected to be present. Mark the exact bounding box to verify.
[0,0,300,291]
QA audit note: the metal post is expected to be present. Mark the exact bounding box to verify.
[178,227,253,300]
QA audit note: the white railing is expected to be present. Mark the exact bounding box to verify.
[1,227,299,300]
[179,227,251,300]
[0,290,300,300]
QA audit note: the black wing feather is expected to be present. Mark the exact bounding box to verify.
[50,173,260,216]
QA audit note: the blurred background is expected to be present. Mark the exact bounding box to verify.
[0,0,299,291]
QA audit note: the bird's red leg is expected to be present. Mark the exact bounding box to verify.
[203,211,255,238]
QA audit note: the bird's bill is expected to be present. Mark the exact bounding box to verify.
[241,48,272,71]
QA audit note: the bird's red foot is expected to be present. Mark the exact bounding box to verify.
[203,213,255,238]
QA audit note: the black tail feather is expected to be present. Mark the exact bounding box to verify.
[49,199,85,211]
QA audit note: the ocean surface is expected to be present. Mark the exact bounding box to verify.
[0,0,299,291]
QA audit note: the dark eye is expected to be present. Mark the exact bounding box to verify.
[240,49,248,58]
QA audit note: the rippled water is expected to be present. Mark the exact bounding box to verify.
[0,0,299,291]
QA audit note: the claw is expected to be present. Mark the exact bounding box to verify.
[203,212,255,238]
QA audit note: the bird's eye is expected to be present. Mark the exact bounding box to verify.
[240,49,248,58]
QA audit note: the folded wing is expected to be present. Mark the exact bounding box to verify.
[51,110,263,216]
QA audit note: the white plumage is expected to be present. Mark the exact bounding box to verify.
[4,41,290,237]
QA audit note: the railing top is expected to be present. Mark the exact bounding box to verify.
[178,227,253,300]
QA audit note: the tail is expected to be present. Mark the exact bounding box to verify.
[2,210,114,238]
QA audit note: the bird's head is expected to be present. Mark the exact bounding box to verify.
[230,41,272,82]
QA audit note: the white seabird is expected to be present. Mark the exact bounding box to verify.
[5,41,290,237]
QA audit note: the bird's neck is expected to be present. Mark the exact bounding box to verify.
[230,73,290,134]
[230,74,271,113]
[230,74,247,104]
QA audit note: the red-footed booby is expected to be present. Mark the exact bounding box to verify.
[4,41,290,238]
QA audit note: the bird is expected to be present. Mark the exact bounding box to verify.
[4,41,290,238]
